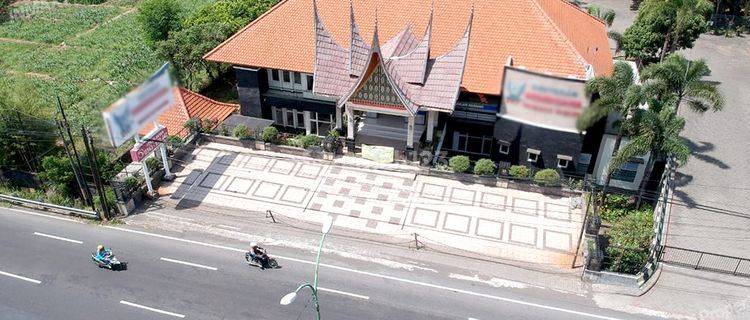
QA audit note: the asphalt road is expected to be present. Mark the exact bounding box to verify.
[0,207,655,320]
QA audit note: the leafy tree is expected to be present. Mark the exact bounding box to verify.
[137,0,182,45]
[448,155,470,173]
[0,89,58,173]
[473,158,496,176]
[40,155,76,197]
[183,0,278,31]
[158,22,234,90]
[641,53,724,114]
[577,62,642,196]
[622,0,713,63]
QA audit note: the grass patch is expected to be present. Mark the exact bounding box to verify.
[0,0,215,135]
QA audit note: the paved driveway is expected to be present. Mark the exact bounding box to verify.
[160,143,584,266]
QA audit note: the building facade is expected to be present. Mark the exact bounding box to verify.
[205,0,622,178]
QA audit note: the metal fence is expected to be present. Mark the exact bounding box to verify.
[0,194,98,219]
[658,245,750,277]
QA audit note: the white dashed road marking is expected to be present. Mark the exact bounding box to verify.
[0,270,42,284]
[34,232,83,244]
[159,257,218,271]
[317,287,370,300]
[120,300,186,318]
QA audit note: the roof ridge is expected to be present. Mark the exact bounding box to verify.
[556,0,607,27]
[178,87,238,119]
[204,0,290,62]
[529,0,589,78]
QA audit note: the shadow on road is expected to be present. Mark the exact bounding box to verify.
[686,140,730,170]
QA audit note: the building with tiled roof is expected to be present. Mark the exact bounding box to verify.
[204,0,614,175]
[140,87,238,139]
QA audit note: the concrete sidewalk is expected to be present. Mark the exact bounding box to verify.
[159,142,584,267]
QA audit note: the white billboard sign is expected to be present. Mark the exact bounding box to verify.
[103,64,174,147]
[500,67,590,133]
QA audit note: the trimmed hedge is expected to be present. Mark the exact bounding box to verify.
[261,126,278,143]
[509,165,531,178]
[232,124,252,140]
[473,158,496,175]
[533,168,560,186]
[448,155,470,173]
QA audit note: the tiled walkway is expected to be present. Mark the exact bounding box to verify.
[161,143,584,266]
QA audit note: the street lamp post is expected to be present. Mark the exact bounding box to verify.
[280,215,334,320]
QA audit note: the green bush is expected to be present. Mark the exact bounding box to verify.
[473,158,496,176]
[166,135,184,149]
[601,194,653,224]
[137,0,182,45]
[261,126,278,143]
[327,129,340,138]
[508,165,531,178]
[232,124,252,140]
[299,134,322,149]
[184,118,200,133]
[201,118,217,133]
[0,0,11,23]
[533,169,560,186]
[448,155,470,173]
[39,155,76,197]
[183,0,278,31]
[145,157,160,170]
[605,209,654,274]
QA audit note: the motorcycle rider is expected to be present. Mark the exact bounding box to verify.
[95,245,111,265]
[248,242,269,269]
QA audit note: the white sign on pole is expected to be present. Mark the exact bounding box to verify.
[103,63,175,147]
[499,67,590,133]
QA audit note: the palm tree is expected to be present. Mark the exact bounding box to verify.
[586,5,624,54]
[587,5,616,27]
[609,94,691,208]
[641,53,724,114]
[577,62,643,203]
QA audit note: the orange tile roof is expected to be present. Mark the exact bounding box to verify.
[204,0,612,96]
[140,88,238,138]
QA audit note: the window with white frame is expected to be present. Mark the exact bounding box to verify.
[452,132,493,155]
[527,148,540,163]
[557,155,572,169]
[282,71,291,83]
[294,72,302,85]
[310,112,333,136]
[271,69,279,81]
[272,107,305,129]
[498,141,510,155]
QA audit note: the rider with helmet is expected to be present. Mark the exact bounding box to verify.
[95,245,111,264]
[248,242,269,269]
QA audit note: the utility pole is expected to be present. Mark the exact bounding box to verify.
[81,127,110,221]
[55,120,93,211]
[56,96,94,209]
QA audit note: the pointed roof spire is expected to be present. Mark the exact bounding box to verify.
[349,0,370,76]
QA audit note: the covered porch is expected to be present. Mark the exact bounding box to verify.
[338,102,439,151]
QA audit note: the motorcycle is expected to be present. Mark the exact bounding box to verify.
[91,249,127,271]
[245,248,278,269]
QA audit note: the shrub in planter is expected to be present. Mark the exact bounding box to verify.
[183,118,200,133]
[605,209,654,274]
[473,158,496,175]
[232,124,252,140]
[166,135,184,150]
[261,126,278,143]
[218,123,230,136]
[145,157,161,170]
[299,134,322,149]
[448,155,470,173]
[509,165,530,178]
[533,168,560,186]
[201,118,217,133]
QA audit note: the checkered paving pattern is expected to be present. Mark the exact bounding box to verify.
[163,144,585,264]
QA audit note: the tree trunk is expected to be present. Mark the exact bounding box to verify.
[660,27,672,61]
[635,153,656,209]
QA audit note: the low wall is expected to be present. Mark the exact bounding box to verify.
[419,168,580,197]
[201,134,331,160]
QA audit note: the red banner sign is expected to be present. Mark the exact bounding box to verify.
[130,127,168,162]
